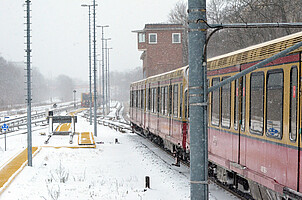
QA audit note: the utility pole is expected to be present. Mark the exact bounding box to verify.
[25,0,32,167]
[107,47,112,112]
[96,25,109,116]
[93,0,97,137]
[188,0,208,199]
[81,4,94,125]
[104,38,111,114]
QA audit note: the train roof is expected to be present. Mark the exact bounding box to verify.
[147,66,188,81]
[208,31,302,70]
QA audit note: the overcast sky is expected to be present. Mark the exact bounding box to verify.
[0,0,181,82]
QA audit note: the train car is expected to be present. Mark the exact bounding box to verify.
[130,67,190,158]
[130,31,302,200]
[207,31,302,200]
[81,93,93,107]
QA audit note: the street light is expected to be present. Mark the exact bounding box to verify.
[96,25,109,116]
[73,90,76,108]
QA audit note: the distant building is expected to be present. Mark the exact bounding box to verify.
[133,24,185,78]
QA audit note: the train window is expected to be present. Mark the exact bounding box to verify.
[161,87,165,115]
[180,84,183,118]
[141,89,145,109]
[133,91,136,108]
[138,90,141,109]
[266,70,283,139]
[250,72,264,135]
[169,85,172,115]
[290,67,298,142]
[136,90,139,108]
[151,88,154,112]
[173,84,179,118]
[221,77,231,128]
[148,88,151,111]
[234,79,239,130]
[241,76,246,131]
[153,88,157,113]
[130,91,133,107]
[164,86,168,115]
[157,87,161,113]
[211,78,220,126]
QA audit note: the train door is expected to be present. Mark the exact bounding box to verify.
[297,62,302,192]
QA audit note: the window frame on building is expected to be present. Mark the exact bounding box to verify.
[172,33,181,44]
[138,33,145,43]
[148,33,157,44]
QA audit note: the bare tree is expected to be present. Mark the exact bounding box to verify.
[206,0,302,58]
[168,0,189,65]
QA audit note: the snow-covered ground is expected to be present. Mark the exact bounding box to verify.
[0,106,239,200]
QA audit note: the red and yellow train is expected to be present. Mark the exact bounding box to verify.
[81,93,93,108]
[130,31,302,199]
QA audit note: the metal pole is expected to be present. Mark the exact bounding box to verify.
[105,40,108,114]
[97,25,109,116]
[188,0,208,199]
[26,0,33,167]
[101,27,105,116]
[208,40,302,93]
[93,0,97,137]
[73,90,76,108]
[88,6,92,125]
[108,48,112,111]
[4,130,6,151]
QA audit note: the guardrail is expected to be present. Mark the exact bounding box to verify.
[0,104,77,134]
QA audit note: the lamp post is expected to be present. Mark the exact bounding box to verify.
[81,4,95,125]
[96,25,109,116]
[104,38,111,114]
[73,90,76,108]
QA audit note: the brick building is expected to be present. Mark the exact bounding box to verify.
[133,24,185,78]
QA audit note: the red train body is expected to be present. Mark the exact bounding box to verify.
[130,32,302,199]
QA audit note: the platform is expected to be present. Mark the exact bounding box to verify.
[78,132,95,146]
[0,147,40,195]
[55,123,71,132]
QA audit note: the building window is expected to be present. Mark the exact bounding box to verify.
[138,33,145,43]
[172,33,181,43]
[149,33,157,44]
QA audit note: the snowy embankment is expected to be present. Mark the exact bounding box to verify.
[0,114,190,199]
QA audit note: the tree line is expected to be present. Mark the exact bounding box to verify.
[0,56,75,109]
